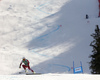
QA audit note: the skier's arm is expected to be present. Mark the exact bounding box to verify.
[27,60,30,66]
[19,61,22,68]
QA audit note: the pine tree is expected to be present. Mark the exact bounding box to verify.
[89,25,100,74]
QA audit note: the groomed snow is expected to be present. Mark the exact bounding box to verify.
[0,0,100,79]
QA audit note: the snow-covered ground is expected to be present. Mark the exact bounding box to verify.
[0,0,100,79]
[0,74,100,80]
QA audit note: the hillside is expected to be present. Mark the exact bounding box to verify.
[0,0,100,75]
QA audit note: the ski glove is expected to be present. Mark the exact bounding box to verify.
[19,66,21,68]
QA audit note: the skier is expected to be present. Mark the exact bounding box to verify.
[19,57,34,73]
[86,14,89,19]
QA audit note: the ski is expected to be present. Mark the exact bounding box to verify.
[19,72,26,74]
[26,72,41,75]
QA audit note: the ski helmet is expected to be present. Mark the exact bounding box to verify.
[22,57,25,60]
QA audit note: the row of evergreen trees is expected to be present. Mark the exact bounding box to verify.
[89,25,100,74]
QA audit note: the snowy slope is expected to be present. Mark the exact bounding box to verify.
[0,74,100,80]
[0,0,100,75]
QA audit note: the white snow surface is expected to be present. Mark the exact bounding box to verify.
[0,0,100,79]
